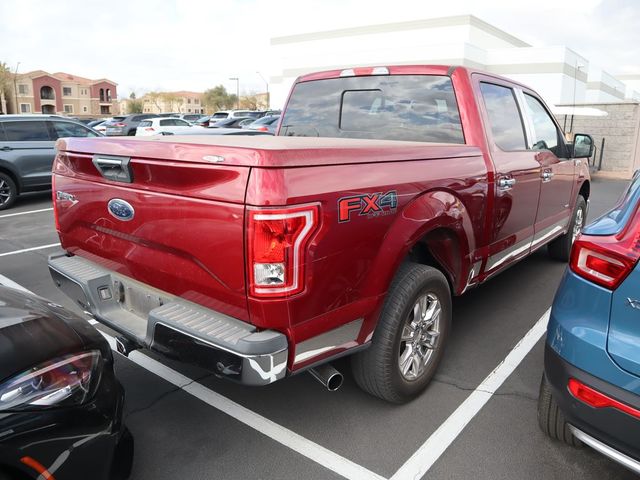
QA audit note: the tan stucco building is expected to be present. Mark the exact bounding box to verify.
[6,70,118,117]
[141,91,205,114]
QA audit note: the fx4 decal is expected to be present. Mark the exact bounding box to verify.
[338,191,398,223]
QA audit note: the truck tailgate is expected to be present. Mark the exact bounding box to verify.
[53,148,250,322]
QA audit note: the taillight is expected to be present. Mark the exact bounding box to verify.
[569,378,640,419]
[256,126,268,132]
[247,204,319,297]
[114,122,126,127]
[145,127,155,131]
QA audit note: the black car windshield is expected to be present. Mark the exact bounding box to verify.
[279,75,465,144]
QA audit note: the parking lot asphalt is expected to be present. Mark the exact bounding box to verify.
[0,176,636,480]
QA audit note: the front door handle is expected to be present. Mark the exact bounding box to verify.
[0,146,12,152]
[542,170,554,182]
[498,177,516,190]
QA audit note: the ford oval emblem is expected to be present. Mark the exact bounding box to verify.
[108,199,135,221]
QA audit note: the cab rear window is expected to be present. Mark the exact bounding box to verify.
[280,75,464,144]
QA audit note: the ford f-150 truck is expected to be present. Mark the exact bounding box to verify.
[48,65,594,403]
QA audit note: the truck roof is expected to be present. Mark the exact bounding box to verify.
[57,135,482,168]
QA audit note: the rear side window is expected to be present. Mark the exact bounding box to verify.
[2,121,51,141]
[50,121,98,139]
[280,75,465,143]
[139,120,152,127]
[479,83,526,151]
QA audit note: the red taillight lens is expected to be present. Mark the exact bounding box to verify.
[257,126,268,132]
[570,204,640,290]
[248,205,319,298]
[569,378,640,419]
[114,122,126,127]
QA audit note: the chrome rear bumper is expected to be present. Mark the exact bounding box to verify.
[48,253,288,386]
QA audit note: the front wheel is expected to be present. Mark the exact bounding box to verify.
[548,195,587,262]
[0,172,17,211]
[351,262,451,403]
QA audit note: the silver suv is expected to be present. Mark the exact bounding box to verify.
[0,115,100,210]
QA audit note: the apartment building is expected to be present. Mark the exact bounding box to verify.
[141,91,204,114]
[6,70,118,117]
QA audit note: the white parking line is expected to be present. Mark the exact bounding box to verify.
[390,308,550,480]
[0,243,60,258]
[4,270,551,480]
[0,207,53,219]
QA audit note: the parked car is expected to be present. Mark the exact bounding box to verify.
[0,285,131,480]
[244,114,280,133]
[156,128,273,136]
[156,113,180,118]
[175,113,205,123]
[210,110,260,121]
[90,118,111,134]
[208,117,255,128]
[192,115,211,127]
[538,170,640,475]
[135,117,207,136]
[105,114,158,136]
[0,114,100,210]
[49,65,593,403]
[87,119,107,128]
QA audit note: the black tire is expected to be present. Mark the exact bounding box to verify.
[0,172,17,211]
[537,374,581,447]
[127,129,136,136]
[548,195,587,262]
[351,262,451,403]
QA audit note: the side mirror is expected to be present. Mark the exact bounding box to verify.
[572,133,594,158]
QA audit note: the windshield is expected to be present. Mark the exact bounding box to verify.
[279,75,464,143]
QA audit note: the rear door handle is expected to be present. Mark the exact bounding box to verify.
[0,146,12,152]
[498,178,516,190]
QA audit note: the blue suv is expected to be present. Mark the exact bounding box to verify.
[539,171,640,474]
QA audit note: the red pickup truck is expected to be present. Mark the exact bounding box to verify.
[49,65,593,403]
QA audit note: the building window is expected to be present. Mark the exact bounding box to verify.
[18,84,28,95]
[106,89,112,101]
[20,103,31,113]
[63,87,72,96]
[187,108,191,112]
[99,88,105,102]
[64,104,73,114]
[40,86,55,100]
[100,105,110,114]
[195,99,199,104]
[187,98,191,104]
[83,106,88,112]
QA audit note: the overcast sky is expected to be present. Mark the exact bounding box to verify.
[0,0,637,98]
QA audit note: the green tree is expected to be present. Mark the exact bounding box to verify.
[128,101,143,113]
[0,62,12,114]
[202,85,236,112]
[146,91,164,113]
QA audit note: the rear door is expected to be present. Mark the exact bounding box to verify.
[475,78,542,275]
[0,120,55,189]
[520,92,575,248]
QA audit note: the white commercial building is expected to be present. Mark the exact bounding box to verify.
[268,15,639,108]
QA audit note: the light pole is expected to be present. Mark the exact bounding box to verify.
[570,62,585,133]
[13,62,20,114]
[256,71,269,109]
[229,77,239,110]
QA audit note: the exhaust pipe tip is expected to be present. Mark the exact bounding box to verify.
[309,364,343,392]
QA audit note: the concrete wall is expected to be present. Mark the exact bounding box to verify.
[557,102,640,177]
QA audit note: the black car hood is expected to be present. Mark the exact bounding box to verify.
[0,286,108,383]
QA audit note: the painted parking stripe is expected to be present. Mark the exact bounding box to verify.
[0,207,53,219]
[390,308,551,480]
[0,243,60,258]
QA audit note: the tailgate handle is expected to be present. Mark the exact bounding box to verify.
[92,155,133,183]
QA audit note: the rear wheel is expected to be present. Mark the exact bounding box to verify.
[548,195,586,261]
[0,172,17,211]
[351,262,451,403]
[537,374,581,447]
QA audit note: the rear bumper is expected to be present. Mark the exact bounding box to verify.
[544,345,640,471]
[48,253,288,386]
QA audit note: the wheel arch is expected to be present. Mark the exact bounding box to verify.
[578,179,590,201]
[364,189,476,299]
